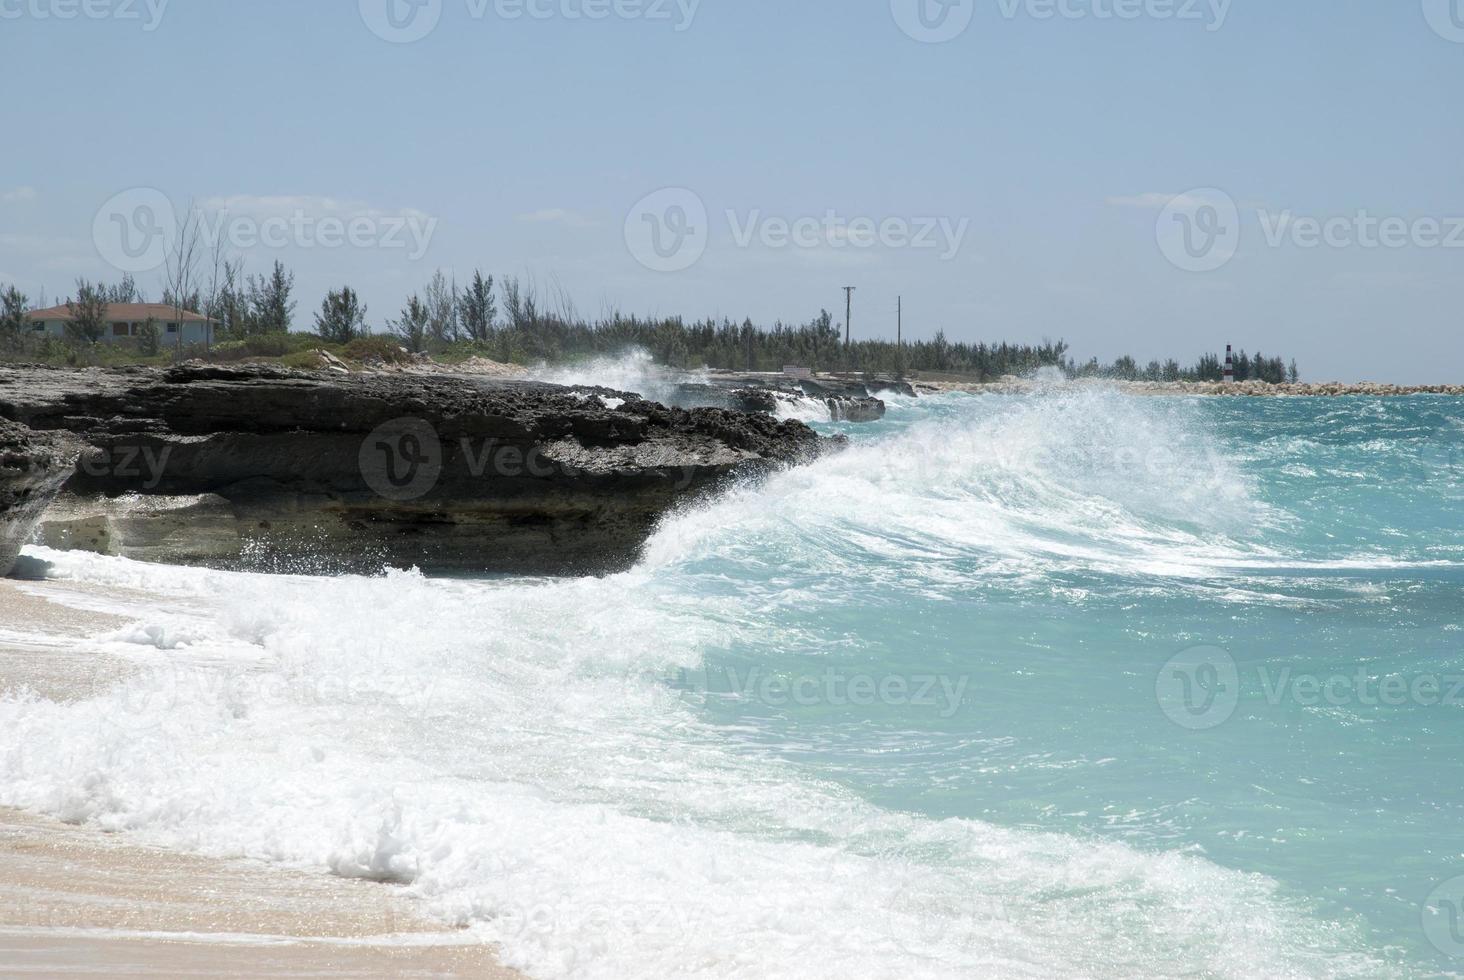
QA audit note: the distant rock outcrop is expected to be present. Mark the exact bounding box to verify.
[673,373,913,423]
[0,364,836,576]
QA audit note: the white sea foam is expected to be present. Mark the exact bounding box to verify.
[0,386,1405,978]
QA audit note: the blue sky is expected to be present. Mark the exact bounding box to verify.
[1,0,1461,381]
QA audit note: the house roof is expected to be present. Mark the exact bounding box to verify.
[26,303,214,324]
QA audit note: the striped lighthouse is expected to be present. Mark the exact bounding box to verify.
[1224,345,1235,384]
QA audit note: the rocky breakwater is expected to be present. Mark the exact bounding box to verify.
[0,418,78,577]
[917,377,1464,398]
[0,364,834,576]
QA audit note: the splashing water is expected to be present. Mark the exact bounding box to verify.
[2,385,1462,978]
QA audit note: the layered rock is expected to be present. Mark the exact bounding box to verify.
[0,364,833,576]
[672,373,914,423]
[0,418,77,576]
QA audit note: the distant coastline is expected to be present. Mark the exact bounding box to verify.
[916,377,1464,397]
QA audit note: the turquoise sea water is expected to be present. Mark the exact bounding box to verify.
[3,386,1462,978]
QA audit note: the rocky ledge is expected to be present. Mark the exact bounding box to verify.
[0,418,78,577]
[668,373,914,423]
[0,364,833,576]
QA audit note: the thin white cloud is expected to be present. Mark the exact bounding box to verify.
[1,186,38,204]
[517,208,594,228]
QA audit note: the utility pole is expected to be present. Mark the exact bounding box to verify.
[843,286,855,373]
[843,287,855,349]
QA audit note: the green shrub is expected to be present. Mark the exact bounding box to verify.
[211,332,330,362]
[342,335,412,365]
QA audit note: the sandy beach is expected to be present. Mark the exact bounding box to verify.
[0,577,522,979]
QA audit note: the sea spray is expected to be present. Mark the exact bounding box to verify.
[3,389,1460,976]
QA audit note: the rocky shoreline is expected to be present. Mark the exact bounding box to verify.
[0,364,834,576]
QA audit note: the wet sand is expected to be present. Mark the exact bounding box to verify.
[0,578,523,978]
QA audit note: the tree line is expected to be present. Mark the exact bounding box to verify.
[0,266,1301,383]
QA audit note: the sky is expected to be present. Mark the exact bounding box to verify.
[1,0,1461,382]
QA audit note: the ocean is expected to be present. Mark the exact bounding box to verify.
[2,383,1462,978]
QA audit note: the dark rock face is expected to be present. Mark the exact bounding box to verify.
[0,364,833,576]
[0,418,77,576]
[672,373,915,423]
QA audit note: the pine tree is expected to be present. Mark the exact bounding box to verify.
[457,271,496,344]
[65,279,109,345]
[138,317,162,356]
[248,261,296,334]
[314,286,367,344]
[0,285,28,349]
[389,295,430,353]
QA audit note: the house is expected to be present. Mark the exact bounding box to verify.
[24,303,218,346]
